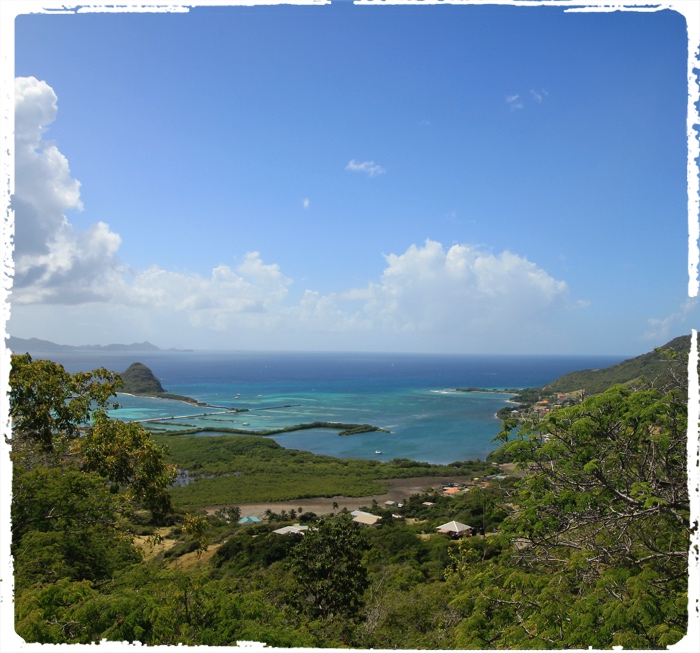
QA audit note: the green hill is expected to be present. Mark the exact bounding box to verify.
[541,335,691,396]
[121,362,166,395]
[120,363,206,405]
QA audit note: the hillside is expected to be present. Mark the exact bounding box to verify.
[494,335,692,422]
[121,362,166,394]
[541,334,691,395]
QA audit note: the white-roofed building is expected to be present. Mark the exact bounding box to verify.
[436,520,473,538]
[272,524,309,536]
[350,510,381,526]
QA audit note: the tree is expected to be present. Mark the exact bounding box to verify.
[10,354,176,520]
[448,385,689,648]
[9,354,185,646]
[77,412,176,519]
[214,505,241,522]
[9,353,121,451]
[498,385,688,574]
[12,465,140,591]
[286,512,369,620]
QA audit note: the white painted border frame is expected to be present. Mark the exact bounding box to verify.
[1,1,697,651]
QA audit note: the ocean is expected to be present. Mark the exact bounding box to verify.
[23,350,625,465]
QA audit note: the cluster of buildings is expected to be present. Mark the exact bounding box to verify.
[246,508,476,540]
[348,510,475,539]
[236,475,508,540]
[438,479,491,496]
[509,391,582,421]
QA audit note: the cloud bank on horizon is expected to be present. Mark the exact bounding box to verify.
[9,76,594,354]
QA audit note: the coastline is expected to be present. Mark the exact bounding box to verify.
[117,380,524,465]
[455,387,521,394]
[117,391,210,407]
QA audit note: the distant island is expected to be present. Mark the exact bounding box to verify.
[6,336,192,353]
[121,362,166,394]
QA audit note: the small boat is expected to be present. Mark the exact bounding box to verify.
[375,450,382,455]
[242,422,250,426]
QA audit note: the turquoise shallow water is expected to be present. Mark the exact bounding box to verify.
[118,387,513,464]
[34,350,626,465]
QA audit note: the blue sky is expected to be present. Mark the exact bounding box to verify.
[5,1,698,355]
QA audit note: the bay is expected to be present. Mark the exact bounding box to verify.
[22,350,625,465]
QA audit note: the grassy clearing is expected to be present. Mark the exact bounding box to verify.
[132,527,178,560]
[168,543,223,570]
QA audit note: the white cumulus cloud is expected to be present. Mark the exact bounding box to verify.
[112,252,293,328]
[280,240,570,351]
[644,298,698,342]
[346,240,567,334]
[11,77,292,325]
[12,76,124,304]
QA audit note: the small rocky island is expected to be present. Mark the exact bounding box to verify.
[120,362,204,405]
[121,362,166,394]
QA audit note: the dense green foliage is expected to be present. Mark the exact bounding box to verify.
[156,433,493,506]
[120,361,165,394]
[152,392,206,404]
[79,413,176,519]
[9,356,175,592]
[447,384,690,649]
[12,465,141,591]
[286,513,369,621]
[9,349,691,648]
[9,352,122,450]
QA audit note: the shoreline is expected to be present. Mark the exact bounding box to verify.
[128,386,517,465]
[117,391,212,408]
[455,387,522,395]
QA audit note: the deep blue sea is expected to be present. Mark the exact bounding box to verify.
[30,350,625,465]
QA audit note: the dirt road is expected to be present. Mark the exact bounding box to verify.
[205,475,478,518]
